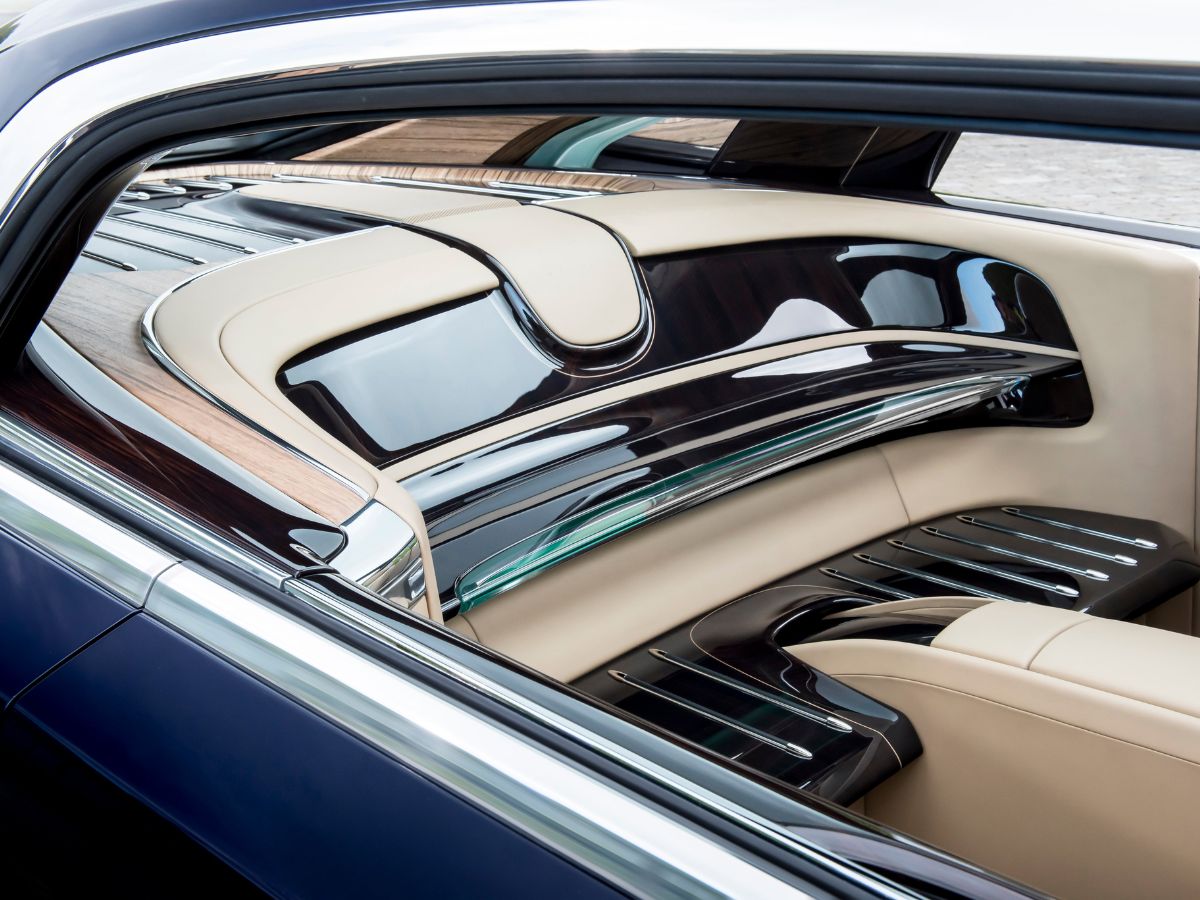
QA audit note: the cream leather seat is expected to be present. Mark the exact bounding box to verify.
[788,601,1200,899]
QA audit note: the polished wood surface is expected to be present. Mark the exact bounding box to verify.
[44,269,365,524]
[144,160,709,194]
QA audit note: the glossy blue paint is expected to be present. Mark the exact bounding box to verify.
[0,523,132,706]
[10,611,624,898]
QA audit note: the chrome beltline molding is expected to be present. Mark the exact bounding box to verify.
[0,352,909,897]
[149,564,813,900]
[5,0,1200,236]
[0,406,288,589]
[0,453,175,606]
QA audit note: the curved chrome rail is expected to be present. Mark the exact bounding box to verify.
[455,373,1027,611]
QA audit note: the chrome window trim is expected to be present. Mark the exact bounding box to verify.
[149,564,813,899]
[0,453,175,606]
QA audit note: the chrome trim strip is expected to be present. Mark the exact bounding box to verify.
[80,249,137,271]
[113,202,304,244]
[854,553,1020,602]
[330,500,426,611]
[487,180,602,198]
[1002,507,1158,549]
[888,539,1080,597]
[958,515,1139,566]
[104,214,257,254]
[0,408,288,588]
[456,374,1027,611]
[166,178,235,191]
[119,190,151,201]
[281,574,911,897]
[818,567,917,600]
[609,670,814,760]
[648,648,853,732]
[137,182,188,194]
[147,565,812,899]
[371,175,563,201]
[0,456,176,606]
[93,230,208,264]
[922,526,1109,581]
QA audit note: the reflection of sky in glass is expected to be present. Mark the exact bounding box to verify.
[956,258,1005,333]
[731,297,852,352]
[860,269,943,326]
[836,243,954,262]
[284,295,551,451]
[412,424,629,508]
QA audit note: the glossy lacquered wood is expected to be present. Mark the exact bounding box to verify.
[404,343,1088,605]
[282,237,1077,466]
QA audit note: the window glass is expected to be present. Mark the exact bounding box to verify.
[936,133,1200,227]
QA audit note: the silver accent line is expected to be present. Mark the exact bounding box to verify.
[819,567,917,600]
[648,648,853,732]
[166,178,235,191]
[958,515,1138,566]
[888,539,1080,597]
[0,456,176,606]
[1002,507,1159,549]
[0,411,286,588]
[136,181,188,194]
[80,249,137,271]
[112,203,305,244]
[93,230,208,265]
[104,214,257,254]
[608,670,814,760]
[371,175,565,201]
[456,374,1027,611]
[922,526,1109,581]
[854,553,1020,602]
[119,190,151,201]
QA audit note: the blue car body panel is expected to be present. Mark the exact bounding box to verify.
[0,524,132,705]
[4,608,623,897]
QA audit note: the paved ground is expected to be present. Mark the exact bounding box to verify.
[937,133,1200,228]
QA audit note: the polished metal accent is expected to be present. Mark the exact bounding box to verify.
[1002,507,1158,549]
[167,178,235,191]
[119,190,151,201]
[0,456,176,606]
[80,249,138,271]
[113,202,304,244]
[648,648,853,732]
[854,553,1020,602]
[609,670,814,760]
[136,181,188,194]
[488,180,601,198]
[922,526,1109,581]
[887,539,1079,597]
[371,175,560,201]
[147,565,812,899]
[958,514,1138,566]
[93,230,208,264]
[330,500,426,611]
[456,374,1027,611]
[105,213,257,254]
[818,567,917,600]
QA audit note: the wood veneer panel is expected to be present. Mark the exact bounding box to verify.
[44,270,365,524]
